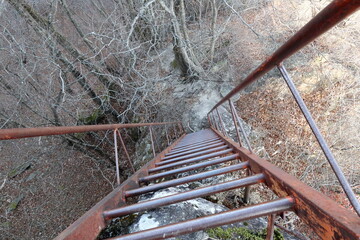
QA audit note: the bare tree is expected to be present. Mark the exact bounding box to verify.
[0,0,234,160]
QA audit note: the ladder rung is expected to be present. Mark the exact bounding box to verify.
[178,130,215,138]
[163,142,225,159]
[107,197,294,240]
[176,134,217,143]
[158,145,229,166]
[149,149,233,173]
[141,154,239,183]
[125,162,249,198]
[179,129,213,139]
[104,173,265,220]
[172,137,220,150]
[167,139,223,155]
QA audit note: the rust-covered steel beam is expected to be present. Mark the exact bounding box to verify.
[0,122,181,140]
[104,173,265,219]
[125,161,249,198]
[211,127,360,240]
[266,214,276,240]
[211,0,360,111]
[54,134,185,240]
[108,197,294,240]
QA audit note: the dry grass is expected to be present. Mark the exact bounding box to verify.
[222,0,360,207]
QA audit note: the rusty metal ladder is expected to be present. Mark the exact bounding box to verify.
[100,129,293,239]
[2,1,357,239]
[4,124,355,239]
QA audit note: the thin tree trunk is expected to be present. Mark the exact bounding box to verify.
[209,0,218,63]
[59,0,93,51]
[6,0,113,88]
[6,0,120,120]
[159,0,203,76]
[179,0,202,69]
[60,0,123,76]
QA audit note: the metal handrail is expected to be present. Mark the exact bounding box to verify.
[0,122,181,140]
[208,0,360,216]
[0,121,184,186]
[211,0,360,111]
[277,64,360,215]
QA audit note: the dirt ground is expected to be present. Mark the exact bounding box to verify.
[0,137,114,239]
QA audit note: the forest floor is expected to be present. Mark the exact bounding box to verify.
[0,137,114,239]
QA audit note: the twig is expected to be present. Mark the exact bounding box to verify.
[222,0,260,38]
[0,177,7,190]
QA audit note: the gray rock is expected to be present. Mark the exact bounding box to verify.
[214,105,253,145]
[134,135,154,169]
[25,171,38,182]
[100,185,303,240]
[128,187,227,240]
[127,187,304,240]
[210,60,228,74]
[219,84,240,102]
[8,161,32,178]
[7,194,24,212]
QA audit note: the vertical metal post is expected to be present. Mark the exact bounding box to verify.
[210,112,216,130]
[113,129,121,185]
[211,112,220,131]
[173,124,178,139]
[116,130,135,173]
[243,177,251,204]
[229,101,252,203]
[154,126,162,153]
[178,123,185,135]
[216,108,228,137]
[266,214,276,240]
[228,99,243,146]
[207,114,213,127]
[278,64,360,216]
[165,126,170,146]
[215,112,222,133]
[230,101,253,153]
[149,126,156,157]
